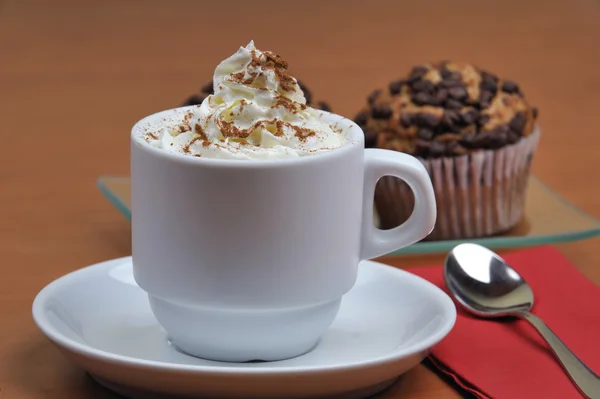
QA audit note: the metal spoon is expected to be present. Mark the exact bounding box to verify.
[444,243,600,399]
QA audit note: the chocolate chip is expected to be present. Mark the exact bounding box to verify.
[479,91,494,108]
[364,129,378,147]
[415,140,431,156]
[316,101,331,112]
[414,113,441,128]
[371,104,393,119]
[501,81,520,94]
[444,109,461,121]
[412,92,432,106]
[428,96,444,106]
[410,66,428,79]
[296,79,312,104]
[478,113,491,126]
[429,141,446,157]
[449,69,462,79]
[445,141,460,156]
[389,80,404,95]
[474,126,510,149]
[509,112,526,134]
[472,131,493,148]
[466,97,480,107]
[449,71,462,82]
[440,78,461,89]
[368,89,382,105]
[304,92,314,104]
[354,112,368,127]
[411,90,443,106]
[490,126,510,149]
[445,99,463,110]
[439,70,462,89]
[435,88,448,102]
[417,128,434,140]
[411,79,435,93]
[460,133,475,147]
[480,78,498,93]
[448,86,468,101]
[440,67,453,80]
[296,80,308,91]
[296,80,312,104]
[532,107,539,118]
[481,71,499,84]
[442,110,461,128]
[201,82,214,94]
[507,130,520,144]
[399,113,412,128]
[182,94,207,106]
[461,109,479,125]
[442,123,461,134]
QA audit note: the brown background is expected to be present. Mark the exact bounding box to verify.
[1,0,600,398]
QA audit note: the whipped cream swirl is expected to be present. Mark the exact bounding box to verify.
[148,41,346,160]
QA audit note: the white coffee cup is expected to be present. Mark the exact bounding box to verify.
[131,106,436,362]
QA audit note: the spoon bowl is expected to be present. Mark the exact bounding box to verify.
[444,243,534,317]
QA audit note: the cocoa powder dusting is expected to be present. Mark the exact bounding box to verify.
[217,120,253,139]
[218,118,271,139]
[183,137,201,154]
[194,124,208,141]
[274,120,285,137]
[239,99,247,113]
[329,124,344,134]
[273,67,296,92]
[249,49,297,93]
[230,70,257,85]
[249,50,263,69]
[216,117,307,140]
[230,71,245,81]
[290,125,317,142]
[263,51,289,69]
[147,132,159,140]
[274,95,299,113]
[176,122,191,133]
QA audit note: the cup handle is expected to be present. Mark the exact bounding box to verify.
[360,149,437,260]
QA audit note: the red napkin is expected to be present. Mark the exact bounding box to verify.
[409,245,600,399]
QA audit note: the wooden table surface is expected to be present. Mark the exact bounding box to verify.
[2,0,600,398]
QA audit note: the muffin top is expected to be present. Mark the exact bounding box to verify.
[354,61,538,158]
[183,80,332,112]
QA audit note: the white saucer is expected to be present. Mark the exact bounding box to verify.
[32,257,456,399]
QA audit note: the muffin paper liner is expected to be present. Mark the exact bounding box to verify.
[375,126,541,241]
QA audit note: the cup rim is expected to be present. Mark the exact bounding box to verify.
[131,106,364,168]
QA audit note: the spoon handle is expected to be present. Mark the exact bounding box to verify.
[519,311,600,398]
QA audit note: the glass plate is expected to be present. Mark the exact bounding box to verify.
[97,176,600,256]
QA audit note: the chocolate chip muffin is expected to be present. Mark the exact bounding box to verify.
[182,79,332,111]
[355,61,540,241]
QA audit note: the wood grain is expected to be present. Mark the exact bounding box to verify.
[1,0,599,398]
